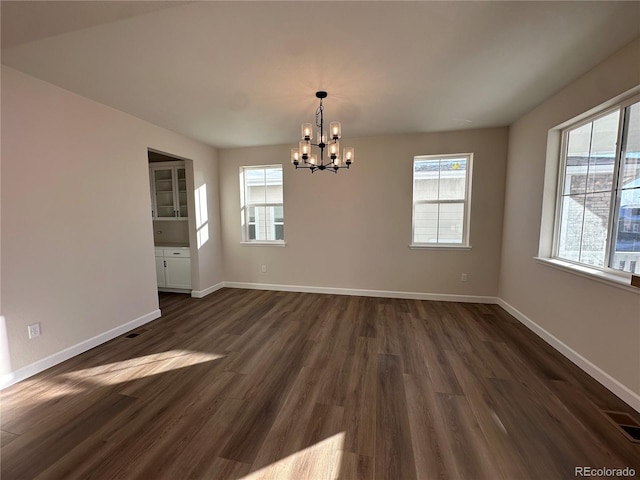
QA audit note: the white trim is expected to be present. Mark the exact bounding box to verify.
[410,244,472,251]
[497,298,640,414]
[240,241,286,247]
[534,257,638,294]
[0,309,161,390]
[191,282,225,298]
[158,287,191,294]
[148,159,185,168]
[222,281,497,304]
[0,316,12,390]
[412,153,473,247]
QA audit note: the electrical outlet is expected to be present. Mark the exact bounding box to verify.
[461,273,468,282]
[261,264,267,273]
[28,323,41,339]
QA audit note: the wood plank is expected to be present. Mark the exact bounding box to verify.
[1,392,137,479]
[343,337,377,458]
[218,334,311,464]
[445,350,529,480]
[0,429,19,447]
[338,452,373,480]
[375,354,417,480]
[250,366,327,470]
[188,457,251,480]
[403,372,459,479]
[408,313,463,395]
[483,377,581,479]
[107,372,241,479]
[434,392,504,479]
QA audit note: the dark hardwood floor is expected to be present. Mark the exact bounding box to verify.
[2,288,639,479]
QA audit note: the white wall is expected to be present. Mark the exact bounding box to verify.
[499,38,640,399]
[219,128,508,298]
[1,66,222,376]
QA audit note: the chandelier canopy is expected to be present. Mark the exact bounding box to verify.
[291,91,355,173]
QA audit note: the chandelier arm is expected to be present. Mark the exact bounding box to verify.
[297,163,349,172]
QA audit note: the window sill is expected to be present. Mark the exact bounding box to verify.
[534,257,638,293]
[410,244,472,251]
[240,241,286,247]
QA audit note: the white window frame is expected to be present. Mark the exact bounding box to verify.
[410,153,473,249]
[239,165,285,246]
[551,94,640,278]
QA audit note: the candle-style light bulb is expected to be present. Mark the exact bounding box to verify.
[344,147,354,164]
[300,141,310,160]
[302,123,312,141]
[330,122,341,140]
[329,141,340,160]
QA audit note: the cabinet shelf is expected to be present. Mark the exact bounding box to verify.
[150,163,189,221]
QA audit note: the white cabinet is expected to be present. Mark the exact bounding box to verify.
[155,247,191,291]
[155,249,166,287]
[150,162,188,220]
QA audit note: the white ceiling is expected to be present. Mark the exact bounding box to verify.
[2,1,639,148]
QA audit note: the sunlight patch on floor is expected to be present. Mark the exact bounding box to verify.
[60,350,225,387]
[2,376,87,407]
[241,432,345,480]
[0,350,226,423]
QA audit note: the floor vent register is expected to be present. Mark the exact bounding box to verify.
[603,410,640,443]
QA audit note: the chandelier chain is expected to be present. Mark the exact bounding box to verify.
[315,100,324,128]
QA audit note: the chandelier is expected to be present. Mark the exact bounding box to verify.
[290,91,355,173]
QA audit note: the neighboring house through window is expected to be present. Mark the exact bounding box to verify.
[411,153,473,247]
[554,96,640,275]
[240,165,284,243]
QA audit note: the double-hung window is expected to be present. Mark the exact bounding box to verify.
[411,154,472,247]
[240,165,284,243]
[554,96,640,275]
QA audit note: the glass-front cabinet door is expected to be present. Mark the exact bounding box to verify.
[176,167,188,218]
[150,163,189,220]
[153,167,177,218]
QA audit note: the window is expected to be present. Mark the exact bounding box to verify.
[240,165,284,243]
[554,96,640,275]
[411,154,472,246]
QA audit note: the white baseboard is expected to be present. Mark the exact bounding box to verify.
[1,309,161,390]
[223,281,498,304]
[497,299,640,413]
[191,282,225,298]
[158,287,190,294]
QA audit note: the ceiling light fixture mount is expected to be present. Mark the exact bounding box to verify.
[291,91,355,173]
